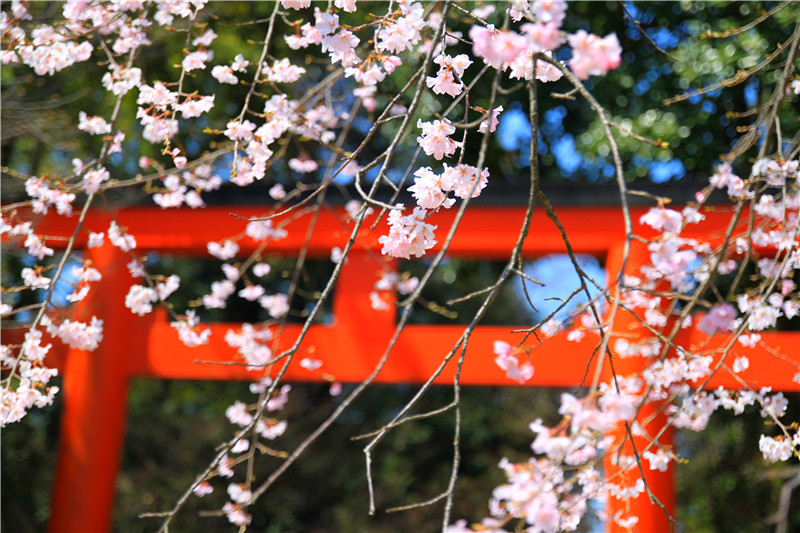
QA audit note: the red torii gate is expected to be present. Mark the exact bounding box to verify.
[11,204,799,532]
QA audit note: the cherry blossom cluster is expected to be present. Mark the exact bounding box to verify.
[449,383,643,532]
[196,218,290,324]
[379,132,490,258]
[1,213,107,426]
[492,341,534,384]
[224,324,276,370]
[170,310,210,347]
[471,0,620,81]
[191,376,291,526]
[369,270,419,311]
[378,0,620,261]
[480,155,799,530]
[124,275,180,316]
[0,329,59,426]
[378,205,438,260]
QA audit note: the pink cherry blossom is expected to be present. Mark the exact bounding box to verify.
[426,54,472,97]
[222,502,251,526]
[192,481,213,497]
[567,31,622,79]
[259,293,289,318]
[252,263,271,277]
[269,183,286,200]
[759,435,793,462]
[376,11,423,54]
[181,49,211,72]
[469,25,529,69]
[334,0,356,12]
[207,239,240,260]
[378,205,438,259]
[108,221,136,251]
[239,284,265,301]
[125,285,157,316]
[224,119,256,141]
[264,58,306,83]
[137,82,177,108]
[101,65,142,95]
[212,65,238,84]
[642,449,671,472]
[408,167,455,210]
[173,94,215,118]
[640,207,683,233]
[522,22,564,52]
[478,106,503,134]
[78,112,111,135]
[281,0,310,9]
[533,0,567,26]
[87,232,104,248]
[288,157,318,173]
[321,29,359,55]
[192,29,216,47]
[732,356,750,373]
[442,163,489,199]
[171,311,211,347]
[493,340,534,384]
[417,119,461,160]
[299,358,322,371]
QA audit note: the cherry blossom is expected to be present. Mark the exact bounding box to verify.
[82,167,109,194]
[211,65,238,84]
[207,239,240,260]
[759,435,794,462]
[22,268,51,290]
[442,163,490,199]
[408,167,455,209]
[698,303,736,335]
[469,25,529,69]
[281,0,311,9]
[252,263,271,277]
[78,112,111,135]
[171,311,211,347]
[642,449,670,472]
[192,482,213,497]
[567,31,622,80]
[222,502,251,526]
[299,358,322,371]
[264,58,306,83]
[533,0,567,26]
[182,49,212,72]
[376,5,424,54]
[640,206,683,233]
[173,95,215,118]
[426,54,472,97]
[493,341,534,384]
[416,119,461,160]
[378,205,438,259]
[288,157,318,173]
[478,106,503,134]
[239,284,265,301]
[125,285,157,316]
[101,65,142,95]
[42,316,104,351]
[192,29,216,47]
[224,119,256,142]
[259,293,289,318]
